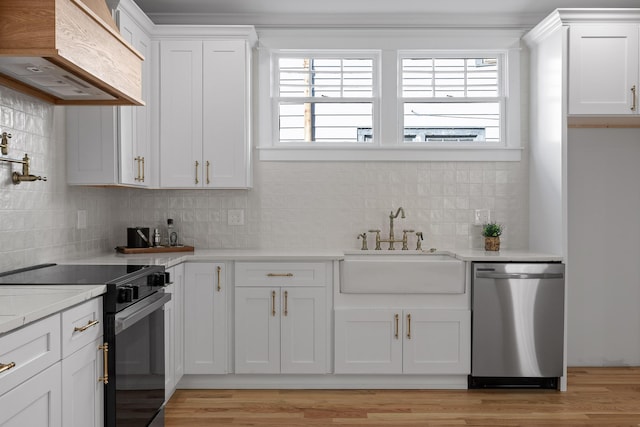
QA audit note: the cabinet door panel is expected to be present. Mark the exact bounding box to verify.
[334,309,402,374]
[203,40,250,188]
[403,309,470,374]
[184,263,227,374]
[0,363,62,427]
[61,338,103,427]
[569,24,639,115]
[281,287,326,374]
[160,40,203,188]
[118,10,151,186]
[235,287,280,373]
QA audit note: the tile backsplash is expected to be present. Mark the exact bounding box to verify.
[115,159,529,252]
[0,85,529,272]
[0,87,117,272]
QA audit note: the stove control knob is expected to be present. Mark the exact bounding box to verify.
[131,284,139,299]
[148,273,166,287]
[118,286,134,303]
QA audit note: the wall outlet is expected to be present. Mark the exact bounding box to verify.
[474,209,490,226]
[228,209,245,226]
[77,210,87,229]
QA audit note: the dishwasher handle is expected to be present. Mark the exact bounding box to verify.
[475,271,564,280]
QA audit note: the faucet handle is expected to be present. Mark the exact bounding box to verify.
[368,230,382,250]
[401,230,415,250]
[415,232,423,250]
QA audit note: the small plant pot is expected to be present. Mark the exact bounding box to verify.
[484,236,500,251]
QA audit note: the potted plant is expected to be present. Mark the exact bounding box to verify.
[482,222,503,251]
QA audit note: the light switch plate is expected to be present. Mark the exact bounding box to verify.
[474,209,490,225]
[228,209,245,226]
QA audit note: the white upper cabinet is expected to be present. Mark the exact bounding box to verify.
[158,30,255,189]
[569,24,640,115]
[66,0,152,186]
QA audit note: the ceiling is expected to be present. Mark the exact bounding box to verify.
[132,0,640,27]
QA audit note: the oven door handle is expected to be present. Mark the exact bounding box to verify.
[115,292,171,334]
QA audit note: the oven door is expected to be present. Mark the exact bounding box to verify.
[105,292,171,427]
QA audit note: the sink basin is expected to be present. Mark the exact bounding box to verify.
[340,252,465,294]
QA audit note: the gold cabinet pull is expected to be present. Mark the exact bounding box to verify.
[267,273,293,277]
[74,319,99,332]
[141,157,145,182]
[98,343,109,384]
[283,290,288,316]
[0,361,16,374]
[134,156,142,181]
[394,313,399,339]
[407,313,412,339]
[271,290,276,316]
[195,160,199,184]
[206,160,210,184]
[632,85,637,112]
[216,265,222,292]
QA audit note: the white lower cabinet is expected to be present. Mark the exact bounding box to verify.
[234,287,326,374]
[0,297,104,427]
[61,337,104,427]
[0,362,62,427]
[165,263,184,401]
[335,308,470,375]
[184,262,227,374]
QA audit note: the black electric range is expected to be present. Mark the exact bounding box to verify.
[0,263,166,313]
[0,262,169,427]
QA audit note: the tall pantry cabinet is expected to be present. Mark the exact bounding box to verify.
[524,9,640,378]
[155,27,257,189]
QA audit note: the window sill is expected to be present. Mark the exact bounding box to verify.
[257,146,522,162]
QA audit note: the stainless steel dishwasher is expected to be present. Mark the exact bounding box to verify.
[469,262,565,389]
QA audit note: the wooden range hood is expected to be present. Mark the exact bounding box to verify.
[0,0,143,105]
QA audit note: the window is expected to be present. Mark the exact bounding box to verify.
[274,53,378,144]
[257,29,522,161]
[400,55,503,145]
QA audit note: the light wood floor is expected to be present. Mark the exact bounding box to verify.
[165,367,640,426]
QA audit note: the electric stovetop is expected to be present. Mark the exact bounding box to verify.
[0,264,152,285]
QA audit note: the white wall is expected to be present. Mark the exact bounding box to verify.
[0,87,119,272]
[567,128,640,366]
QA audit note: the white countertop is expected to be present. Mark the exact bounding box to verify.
[1,247,560,335]
[60,248,562,266]
[0,284,106,335]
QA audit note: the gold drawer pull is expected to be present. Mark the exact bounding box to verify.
[216,266,222,292]
[267,273,293,277]
[394,313,399,339]
[271,290,276,316]
[407,313,412,340]
[283,290,288,316]
[195,160,200,184]
[206,160,210,185]
[632,85,637,112]
[74,319,99,332]
[98,343,109,384]
[141,157,145,182]
[0,362,16,374]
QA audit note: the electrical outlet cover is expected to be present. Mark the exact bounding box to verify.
[228,209,245,226]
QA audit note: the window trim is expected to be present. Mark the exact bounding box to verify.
[271,50,381,146]
[257,28,522,161]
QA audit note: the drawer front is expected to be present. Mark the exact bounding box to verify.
[61,298,103,358]
[235,262,328,287]
[0,314,61,396]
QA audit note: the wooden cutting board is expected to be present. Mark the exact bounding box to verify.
[115,245,195,254]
